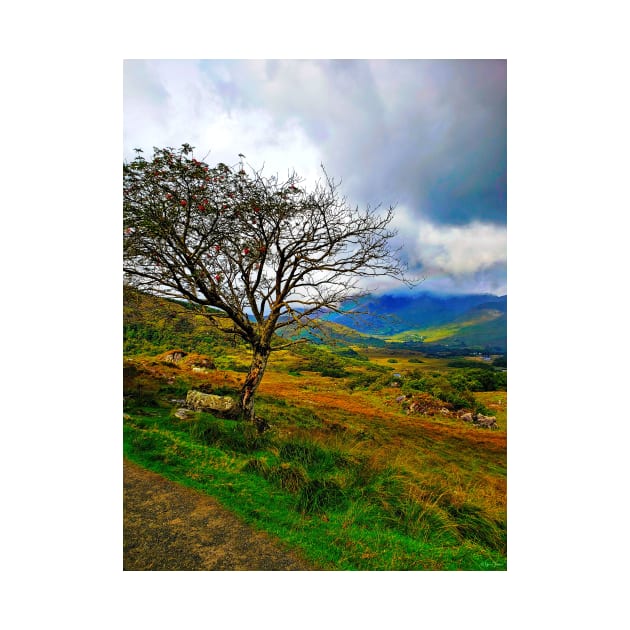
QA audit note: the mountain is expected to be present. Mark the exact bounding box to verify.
[314,292,506,352]
[125,287,507,356]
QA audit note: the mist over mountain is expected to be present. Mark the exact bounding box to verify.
[324,292,506,335]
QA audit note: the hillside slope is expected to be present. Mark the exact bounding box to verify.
[322,292,507,351]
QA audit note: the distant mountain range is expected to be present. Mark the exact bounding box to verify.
[319,292,507,352]
[125,286,507,356]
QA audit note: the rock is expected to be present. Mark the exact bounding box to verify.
[461,412,474,423]
[160,350,187,363]
[474,414,498,429]
[186,389,235,412]
[173,408,195,420]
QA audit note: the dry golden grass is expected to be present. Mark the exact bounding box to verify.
[127,346,507,530]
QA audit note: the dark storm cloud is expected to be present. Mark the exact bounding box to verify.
[198,60,506,227]
[327,60,506,226]
[124,59,506,294]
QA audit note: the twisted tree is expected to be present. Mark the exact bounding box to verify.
[123,144,410,430]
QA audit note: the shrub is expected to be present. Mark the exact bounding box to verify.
[347,372,384,391]
[403,377,430,392]
[320,367,349,378]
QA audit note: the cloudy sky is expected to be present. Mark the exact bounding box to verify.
[124,59,506,296]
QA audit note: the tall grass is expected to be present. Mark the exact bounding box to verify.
[124,385,506,570]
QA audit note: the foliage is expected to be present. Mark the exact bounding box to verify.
[124,144,410,422]
[123,286,231,357]
[291,344,351,378]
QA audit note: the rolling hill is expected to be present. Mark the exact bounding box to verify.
[320,292,507,352]
[124,287,507,356]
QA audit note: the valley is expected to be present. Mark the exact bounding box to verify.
[123,288,507,570]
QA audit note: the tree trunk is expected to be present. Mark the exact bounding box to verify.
[239,344,271,432]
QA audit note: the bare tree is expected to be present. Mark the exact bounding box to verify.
[123,144,411,430]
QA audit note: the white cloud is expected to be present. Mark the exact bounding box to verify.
[123,60,325,185]
[410,219,506,276]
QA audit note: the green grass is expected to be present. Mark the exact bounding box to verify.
[123,290,506,570]
[123,400,506,570]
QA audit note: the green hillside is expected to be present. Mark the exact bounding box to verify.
[123,286,243,356]
[388,308,506,350]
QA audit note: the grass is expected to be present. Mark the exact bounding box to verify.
[124,354,507,570]
[122,294,506,570]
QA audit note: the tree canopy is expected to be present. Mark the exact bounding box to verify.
[123,144,411,429]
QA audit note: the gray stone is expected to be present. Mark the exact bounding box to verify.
[186,390,235,412]
[173,408,196,420]
[474,413,498,429]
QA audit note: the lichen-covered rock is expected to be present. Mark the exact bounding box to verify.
[474,413,498,429]
[158,349,187,363]
[173,408,196,420]
[186,390,235,412]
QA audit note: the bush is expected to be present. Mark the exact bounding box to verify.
[403,377,430,392]
[320,367,349,378]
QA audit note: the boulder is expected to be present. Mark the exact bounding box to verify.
[460,412,474,423]
[474,413,498,429]
[160,350,187,363]
[186,389,235,412]
[173,408,196,420]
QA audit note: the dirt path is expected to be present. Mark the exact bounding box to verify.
[123,459,314,570]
